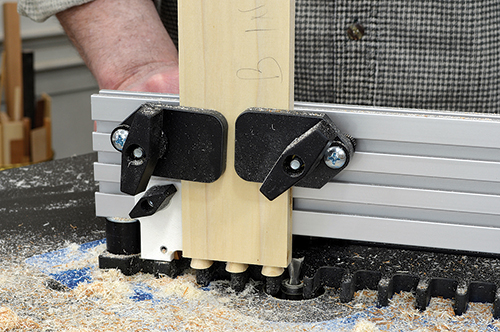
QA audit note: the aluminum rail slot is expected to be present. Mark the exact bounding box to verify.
[92,90,500,255]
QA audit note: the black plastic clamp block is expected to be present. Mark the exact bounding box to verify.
[303,266,345,299]
[340,270,382,303]
[415,277,458,312]
[141,258,191,279]
[98,249,190,279]
[377,274,420,307]
[98,250,142,276]
[115,103,228,195]
[455,281,497,316]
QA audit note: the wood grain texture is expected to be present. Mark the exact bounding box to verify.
[3,2,23,121]
[44,117,52,160]
[179,0,294,268]
[30,126,47,163]
[2,120,24,165]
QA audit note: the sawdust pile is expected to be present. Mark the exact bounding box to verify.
[1,241,500,331]
[0,307,39,331]
[0,245,331,331]
[348,289,500,331]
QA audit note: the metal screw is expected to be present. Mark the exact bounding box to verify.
[111,128,129,151]
[347,22,365,40]
[133,147,145,159]
[160,246,168,254]
[289,158,302,171]
[147,200,154,208]
[324,146,347,169]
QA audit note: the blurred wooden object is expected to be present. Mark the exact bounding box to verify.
[30,94,52,162]
[30,126,47,163]
[3,2,23,121]
[0,52,5,165]
[1,117,24,164]
[23,117,31,159]
[0,49,53,168]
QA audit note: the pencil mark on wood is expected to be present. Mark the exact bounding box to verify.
[238,4,265,13]
[252,11,271,20]
[236,57,283,82]
[245,28,276,33]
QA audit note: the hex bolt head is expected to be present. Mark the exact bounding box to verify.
[111,128,129,151]
[133,147,145,159]
[324,146,347,169]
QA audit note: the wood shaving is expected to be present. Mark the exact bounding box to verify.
[0,307,39,331]
[352,319,380,332]
[2,241,500,331]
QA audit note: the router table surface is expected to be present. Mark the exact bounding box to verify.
[1,153,500,331]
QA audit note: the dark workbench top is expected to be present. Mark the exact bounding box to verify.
[1,153,500,331]
[0,153,105,263]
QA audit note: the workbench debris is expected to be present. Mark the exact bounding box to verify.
[3,239,498,331]
[2,153,500,331]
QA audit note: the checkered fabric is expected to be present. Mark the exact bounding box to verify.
[159,0,178,50]
[20,0,500,113]
[162,0,500,113]
[331,0,500,114]
[18,0,93,22]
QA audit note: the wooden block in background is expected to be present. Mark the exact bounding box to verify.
[30,126,47,163]
[35,93,52,128]
[23,117,31,160]
[43,117,52,160]
[30,117,52,163]
[179,0,294,270]
[10,138,24,164]
[3,2,23,121]
[2,119,24,165]
[0,124,3,166]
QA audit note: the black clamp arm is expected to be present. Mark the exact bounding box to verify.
[235,108,355,201]
[110,102,228,196]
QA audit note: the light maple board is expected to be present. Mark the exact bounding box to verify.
[178,0,294,269]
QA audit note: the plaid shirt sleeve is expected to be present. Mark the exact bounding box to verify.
[18,0,94,22]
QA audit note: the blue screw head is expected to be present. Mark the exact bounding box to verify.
[324,146,347,169]
[111,128,129,151]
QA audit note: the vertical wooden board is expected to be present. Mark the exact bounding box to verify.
[0,124,3,165]
[3,2,23,121]
[10,139,24,163]
[179,0,294,268]
[2,120,24,165]
[43,117,52,159]
[23,117,31,160]
[30,126,47,163]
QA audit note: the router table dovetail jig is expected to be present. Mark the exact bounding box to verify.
[91,0,500,306]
